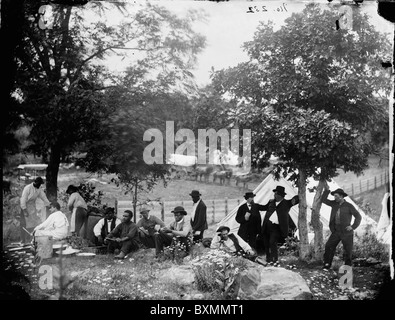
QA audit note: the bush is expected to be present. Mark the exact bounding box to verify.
[191,249,248,297]
[353,224,389,262]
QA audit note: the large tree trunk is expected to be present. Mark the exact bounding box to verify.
[311,179,325,261]
[46,144,61,202]
[297,168,310,260]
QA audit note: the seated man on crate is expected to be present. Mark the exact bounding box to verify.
[33,201,69,241]
[105,210,141,259]
[153,206,192,259]
[93,207,121,246]
[210,225,259,262]
[136,204,165,248]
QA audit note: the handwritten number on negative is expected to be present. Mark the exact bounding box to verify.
[247,6,267,13]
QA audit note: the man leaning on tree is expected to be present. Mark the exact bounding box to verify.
[322,184,361,270]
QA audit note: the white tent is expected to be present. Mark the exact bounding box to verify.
[376,192,391,245]
[217,174,378,242]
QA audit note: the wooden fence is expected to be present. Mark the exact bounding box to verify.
[116,198,241,224]
[340,170,389,197]
[116,170,390,223]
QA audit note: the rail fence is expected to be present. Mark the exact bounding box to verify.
[115,170,389,223]
[340,170,389,197]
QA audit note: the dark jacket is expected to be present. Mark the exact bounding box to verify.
[261,196,299,238]
[236,202,265,242]
[101,218,116,238]
[191,200,208,233]
[108,221,139,242]
[322,190,361,233]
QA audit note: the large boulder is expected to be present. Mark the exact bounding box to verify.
[158,264,195,286]
[238,266,313,300]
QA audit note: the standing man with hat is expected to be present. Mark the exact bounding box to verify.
[235,191,266,250]
[189,190,207,243]
[19,177,50,243]
[153,206,192,258]
[322,185,361,270]
[260,186,299,266]
[136,204,165,248]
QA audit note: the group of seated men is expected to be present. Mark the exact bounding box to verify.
[92,205,200,260]
[92,190,208,259]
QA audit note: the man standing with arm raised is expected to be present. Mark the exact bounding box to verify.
[322,185,361,270]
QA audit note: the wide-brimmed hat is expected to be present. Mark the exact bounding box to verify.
[273,186,286,196]
[139,205,151,214]
[331,188,348,197]
[244,191,256,199]
[171,206,187,215]
[189,190,201,197]
[216,226,230,233]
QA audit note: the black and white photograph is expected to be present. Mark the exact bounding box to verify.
[1,0,394,303]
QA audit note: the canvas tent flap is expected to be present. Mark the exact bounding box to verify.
[376,192,391,244]
[217,173,377,240]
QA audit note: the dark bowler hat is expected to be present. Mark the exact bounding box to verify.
[273,186,286,196]
[216,226,230,233]
[244,191,256,199]
[189,190,201,197]
[331,188,348,197]
[171,206,187,215]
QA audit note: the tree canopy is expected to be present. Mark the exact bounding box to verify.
[10,1,206,200]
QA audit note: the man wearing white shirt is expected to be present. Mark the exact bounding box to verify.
[20,177,50,243]
[189,190,207,243]
[154,206,192,258]
[211,226,256,258]
[93,207,121,245]
[260,186,299,265]
[33,201,69,240]
[235,192,266,250]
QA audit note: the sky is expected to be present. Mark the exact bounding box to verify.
[89,0,394,87]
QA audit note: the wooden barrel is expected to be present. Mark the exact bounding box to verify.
[79,214,103,245]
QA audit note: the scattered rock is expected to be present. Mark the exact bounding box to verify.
[238,266,313,300]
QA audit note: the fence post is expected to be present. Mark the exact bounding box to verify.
[115,199,118,216]
[212,200,215,224]
[351,183,354,197]
[374,176,377,189]
[181,201,184,207]
[237,199,240,206]
[225,197,228,217]
[160,201,165,223]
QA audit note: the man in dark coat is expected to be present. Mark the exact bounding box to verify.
[235,191,266,250]
[105,210,141,259]
[322,186,361,270]
[189,190,207,243]
[260,186,299,265]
